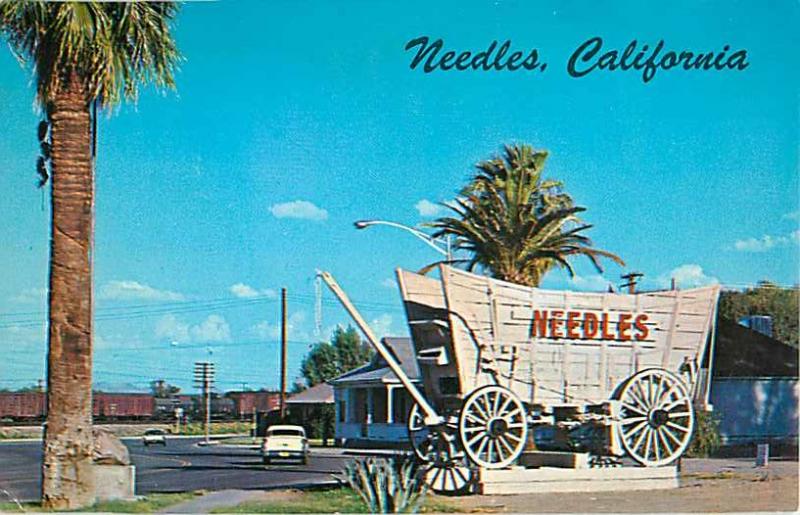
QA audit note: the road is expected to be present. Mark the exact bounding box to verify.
[0,438,351,503]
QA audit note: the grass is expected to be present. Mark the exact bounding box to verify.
[0,492,197,513]
[210,488,460,514]
[212,489,367,514]
[176,421,252,436]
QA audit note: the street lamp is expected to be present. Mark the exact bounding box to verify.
[354,219,451,260]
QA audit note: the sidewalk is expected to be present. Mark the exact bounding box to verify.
[157,490,265,514]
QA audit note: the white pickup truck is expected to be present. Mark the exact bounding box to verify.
[261,425,309,465]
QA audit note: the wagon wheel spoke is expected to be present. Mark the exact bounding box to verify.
[632,424,650,453]
[655,383,681,408]
[620,416,648,424]
[621,402,648,417]
[666,420,690,433]
[467,431,487,448]
[497,435,515,456]
[656,427,673,454]
[462,425,485,433]
[474,396,491,421]
[668,411,692,419]
[660,398,687,412]
[475,435,489,458]
[498,395,513,417]
[623,420,648,440]
[492,390,502,415]
[464,412,486,426]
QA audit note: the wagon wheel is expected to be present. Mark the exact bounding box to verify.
[408,403,473,494]
[407,402,432,461]
[458,385,528,469]
[422,430,474,494]
[614,368,695,467]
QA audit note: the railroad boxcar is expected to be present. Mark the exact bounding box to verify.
[93,393,155,419]
[0,391,46,420]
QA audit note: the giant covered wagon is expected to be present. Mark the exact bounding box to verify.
[320,264,720,492]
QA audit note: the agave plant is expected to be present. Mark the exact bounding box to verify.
[341,457,428,513]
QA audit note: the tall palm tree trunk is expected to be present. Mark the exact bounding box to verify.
[42,75,95,510]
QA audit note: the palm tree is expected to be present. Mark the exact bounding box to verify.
[430,144,624,287]
[0,3,180,509]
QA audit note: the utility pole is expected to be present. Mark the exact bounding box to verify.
[620,272,644,293]
[280,287,288,421]
[193,362,215,445]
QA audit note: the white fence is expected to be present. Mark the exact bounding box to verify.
[710,378,799,444]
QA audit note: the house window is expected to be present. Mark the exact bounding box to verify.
[338,400,346,423]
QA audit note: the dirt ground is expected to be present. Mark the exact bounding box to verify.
[437,458,799,513]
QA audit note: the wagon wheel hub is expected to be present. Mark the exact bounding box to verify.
[648,408,669,428]
[487,417,508,438]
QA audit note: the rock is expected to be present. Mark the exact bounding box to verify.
[92,427,130,465]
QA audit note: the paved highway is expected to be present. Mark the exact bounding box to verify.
[0,438,352,503]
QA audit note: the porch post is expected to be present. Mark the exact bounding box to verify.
[386,385,395,424]
[366,388,374,425]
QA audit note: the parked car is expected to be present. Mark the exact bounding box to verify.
[142,428,167,446]
[261,425,308,464]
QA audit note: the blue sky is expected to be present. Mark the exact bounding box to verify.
[1,0,797,393]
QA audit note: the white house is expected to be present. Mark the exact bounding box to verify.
[331,337,421,445]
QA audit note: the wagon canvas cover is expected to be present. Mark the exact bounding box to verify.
[398,265,720,409]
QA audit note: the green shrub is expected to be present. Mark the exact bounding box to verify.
[341,457,428,513]
[686,409,722,458]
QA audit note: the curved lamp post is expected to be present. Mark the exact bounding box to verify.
[354,219,451,260]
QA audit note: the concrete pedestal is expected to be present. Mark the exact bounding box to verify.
[478,466,678,495]
[94,464,136,501]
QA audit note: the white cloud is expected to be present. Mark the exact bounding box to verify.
[269,200,328,221]
[11,287,47,304]
[380,278,397,289]
[229,283,277,299]
[415,199,445,217]
[567,274,612,292]
[190,314,231,343]
[250,311,308,341]
[155,314,190,344]
[99,280,185,302]
[654,264,719,289]
[370,313,395,337]
[155,314,230,344]
[782,210,800,221]
[733,230,800,253]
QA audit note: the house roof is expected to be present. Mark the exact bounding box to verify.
[709,319,798,378]
[330,337,420,386]
[286,381,334,404]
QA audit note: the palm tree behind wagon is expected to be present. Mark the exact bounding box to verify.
[0,3,180,509]
[430,144,625,287]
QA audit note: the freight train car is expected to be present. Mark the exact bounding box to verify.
[0,392,46,421]
[93,393,155,419]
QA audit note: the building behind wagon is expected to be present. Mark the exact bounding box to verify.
[331,337,421,445]
[708,319,798,447]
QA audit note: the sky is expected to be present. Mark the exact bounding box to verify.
[1,0,798,393]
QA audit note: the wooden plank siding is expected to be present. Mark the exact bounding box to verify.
[397,266,720,410]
